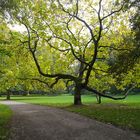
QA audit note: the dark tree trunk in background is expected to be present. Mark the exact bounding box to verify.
[7,92,11,100]
[96,94,102,104]
[74,84,82,105]
[98,95,101,104]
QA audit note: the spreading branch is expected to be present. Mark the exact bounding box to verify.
[84,84,134,100]
[21,22,77,82]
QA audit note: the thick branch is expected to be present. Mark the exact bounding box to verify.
[84,85,134,100]
[18,77,50,87]
[22,22,76,82]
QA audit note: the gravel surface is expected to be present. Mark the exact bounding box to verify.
[1,101,140,140]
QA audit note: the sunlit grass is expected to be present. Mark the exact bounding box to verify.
[1,94,139,107]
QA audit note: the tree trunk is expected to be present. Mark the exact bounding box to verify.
[27,90,30,95]
[98,95,101,104]
[7,92,11,100]
[74,85,82,105]
[74,55,84,105]
[96,94,101,104]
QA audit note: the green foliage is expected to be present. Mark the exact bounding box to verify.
[0,21,50,94]
[109,48,140,77]
[0,23,20,92]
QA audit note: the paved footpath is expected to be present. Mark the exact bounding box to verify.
[1,101,140,140]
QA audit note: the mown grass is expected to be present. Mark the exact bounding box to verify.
[1,94,139,103]
[65,104,140,133]
[3,94,140,107]
[0,104,12,140]
[0,94,140,133]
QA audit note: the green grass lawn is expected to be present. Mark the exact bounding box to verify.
[2,94,139,107]
[65,104,140,133]
[0,94,140,133]
[0,104,12,140]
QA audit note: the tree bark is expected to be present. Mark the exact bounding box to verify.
[74,84,82,105]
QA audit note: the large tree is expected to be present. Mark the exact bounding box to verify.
[5,0,139,104]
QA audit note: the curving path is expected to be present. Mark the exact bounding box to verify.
[1,101,140,140]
